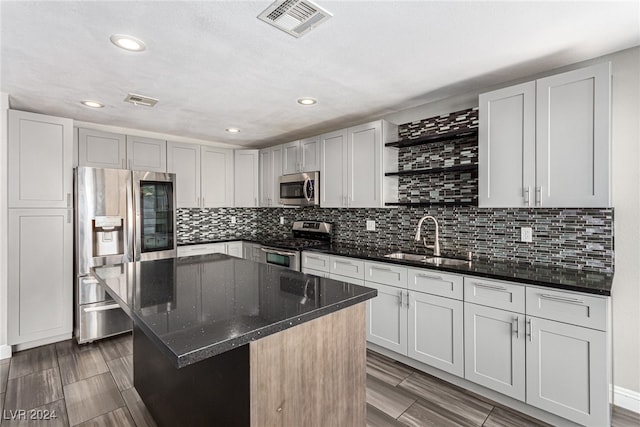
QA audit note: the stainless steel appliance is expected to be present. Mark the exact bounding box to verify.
[278,171,319,206]
[260,221,332,271]
[74,167,177,343]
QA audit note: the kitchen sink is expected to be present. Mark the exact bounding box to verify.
[384,252,470,266]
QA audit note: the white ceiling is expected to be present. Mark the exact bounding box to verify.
[1,1,639,148]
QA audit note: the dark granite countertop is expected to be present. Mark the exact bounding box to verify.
[177,234,282,247]
[306,243,614,296]
[93,254,376,368]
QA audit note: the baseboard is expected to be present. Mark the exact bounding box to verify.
[614,385,640,414]
[0,344,12,360]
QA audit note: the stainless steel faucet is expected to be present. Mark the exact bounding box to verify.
[415,215,440,256]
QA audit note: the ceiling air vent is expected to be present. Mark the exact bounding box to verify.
[124,93,159,107]
[258,0,333,38]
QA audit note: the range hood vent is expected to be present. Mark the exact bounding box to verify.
[124,93,159,107]
[258,0,333,38]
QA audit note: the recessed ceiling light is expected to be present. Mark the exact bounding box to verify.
[110,34,146,52]
[225,128,241,133]
[297,97,317,105]
[81,100,104,108]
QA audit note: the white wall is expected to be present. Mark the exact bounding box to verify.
[1,92,10,359]
[385,46,640,408]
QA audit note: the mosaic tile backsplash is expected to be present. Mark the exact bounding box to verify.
[396,107,479,204]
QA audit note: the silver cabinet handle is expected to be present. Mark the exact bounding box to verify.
[523,187,530,207]
[128,159,132,169]
[334,260,356,267]
[255,197,258,207]
[67,193,72,208]
[196,196,200,207]
[471,282,507,291]
[535,186,542,206]
[405,291,410,308]
[512,316,519,339]
[398,290,403,306]
[371,266,393,272]
[539,293,585,305]
[122,158,126,169]
[202,197,205,207]
[416,273,443,280]
[83,304,121,313]
[67,210,72,224]
[527,318,532,341]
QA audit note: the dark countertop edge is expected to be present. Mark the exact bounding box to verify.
[170,291,375,369]
[177,237,259,246]
[304,248,613,296]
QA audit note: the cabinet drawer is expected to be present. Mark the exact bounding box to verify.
[330,256,365,280]
[408,269,463,300]
[178,243,226,257]
[526,287,608,331]
[329,273,365,287]
[301,252,331,272]
[464,277,525,313]
[301,268,330,278]
[364,262,407,287]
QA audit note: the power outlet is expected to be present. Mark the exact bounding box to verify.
[280,216,285,225]
[230,216,237,224]
[520,227,533,243]
[366,220,376,231]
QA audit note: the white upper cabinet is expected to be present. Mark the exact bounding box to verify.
[126,135,167,172]
[9,110,73,208]
[79,128,167,172]
[234,150,259,207]
[282,136,320,175]
[167,141,201,208]
[321,120,396,208]
[259,144,283,207]
[479,62,611,208]
[536,63,611,207]
[78,128,126,169]
[479,82,536,207]
[201,146,234,208]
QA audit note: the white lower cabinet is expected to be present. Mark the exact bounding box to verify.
[225,241,243,258]
[8,209,73,345]
[464,303,526,401]
[177,241,244,258]
[409,291,464,377]
[243,242,261,262]
[365,281,407,355]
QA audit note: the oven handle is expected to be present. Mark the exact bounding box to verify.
[303,177,312,202]
[260,247,298,257]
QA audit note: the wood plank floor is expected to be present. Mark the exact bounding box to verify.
[0,333,638,426]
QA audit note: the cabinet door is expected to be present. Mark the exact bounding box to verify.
[167,142,201,208]
[320,129,348,207]
[536,62,611,207]
[478,82,536,207]
[201,147,234,207]
[300,136,320,172]
[78,128,126,169]
[234,150,259,207]
[8,209,73,344]
[526,317,608,426]
[9,111,73,208]
[464,303,525,401]
[365,282,407,355]
[259,148,273,206]
[347,121,382,208]
[271,145,283,206]
[408,292,463,377]
[226,242,243,258]
[126,135,167,172]
[282,141,300,175]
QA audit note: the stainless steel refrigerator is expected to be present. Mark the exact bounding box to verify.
[74,167,177,344]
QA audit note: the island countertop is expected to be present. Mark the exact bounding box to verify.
[93,254,377,368]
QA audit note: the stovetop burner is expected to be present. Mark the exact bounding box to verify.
[264,238,330,251]
[262,221,332,251]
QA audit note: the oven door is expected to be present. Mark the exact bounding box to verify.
[132,171,177,261]
[279,172,319,206]
[260,246,300,271]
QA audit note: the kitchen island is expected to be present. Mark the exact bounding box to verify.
[93,254,377,427]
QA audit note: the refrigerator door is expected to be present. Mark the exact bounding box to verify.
[132,170,177,261]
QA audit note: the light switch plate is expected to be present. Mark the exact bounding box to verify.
[231,216,237,224]
[521,227,533,243]
[280,216,285,225]
[366,220,376,231]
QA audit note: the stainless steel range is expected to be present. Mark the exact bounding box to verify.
[260,221,332,271]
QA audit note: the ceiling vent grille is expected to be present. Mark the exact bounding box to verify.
[124,93,159,107]
[258,0,332,38]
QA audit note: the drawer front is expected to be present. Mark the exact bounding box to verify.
[329,273,365,287]
[408,269,463,300]
[301,252,331,272]
[178,243,226,257]
[330,256,365,280]
[364,261,407,287]
[464,277,525,313]
[526,287,608,331]
[77,301,131,344]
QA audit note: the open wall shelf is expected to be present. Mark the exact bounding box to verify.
[385,128,478,148]
[385,201,478,207]
[385,164,477,177]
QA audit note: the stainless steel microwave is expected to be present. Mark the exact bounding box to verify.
[279,171,319,206]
